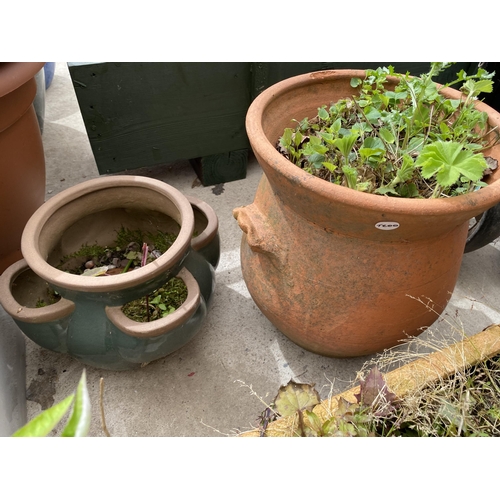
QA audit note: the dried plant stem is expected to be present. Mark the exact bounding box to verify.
[99,377,111,437]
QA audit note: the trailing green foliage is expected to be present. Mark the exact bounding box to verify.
[13,370,90,437]
[277,63,498,198]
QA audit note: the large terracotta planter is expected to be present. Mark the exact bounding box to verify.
[0,62,46,274]
[234,70,500,357]
[0,176,219,370]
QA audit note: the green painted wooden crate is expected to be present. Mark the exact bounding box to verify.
[68,62,477,186]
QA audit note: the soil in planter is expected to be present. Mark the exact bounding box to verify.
[36,287,61,308]
[37,226,188,322]
[57,226,177,276]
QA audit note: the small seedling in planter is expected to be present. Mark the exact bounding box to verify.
[35,287,61,308]
[121,276,188,323]
[277,63,499,199]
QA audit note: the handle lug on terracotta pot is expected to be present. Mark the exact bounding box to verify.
[105,267,201,339]
[233,204,291,284]
[233,204,281,255]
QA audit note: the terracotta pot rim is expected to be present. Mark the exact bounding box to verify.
[21,175,195,293]
[0,62,45,98]
[246,69,500,217]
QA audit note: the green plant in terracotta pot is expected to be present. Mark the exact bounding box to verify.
[277,63,497,199]
[234,63,500,358]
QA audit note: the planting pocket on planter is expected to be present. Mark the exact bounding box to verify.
[0,259,75,353]
[101,267,208,367]
[106,267,203,338]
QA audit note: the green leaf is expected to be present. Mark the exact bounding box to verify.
[322,162,337,173]
[342,165,358,189]
[364,106,382,124]
[379,127,395,144]
[308,153,326,165]
[406,136,425,154]
[318,106,329,120]
[384,90,407,102]
[397,183,420,198]
[416,141,488,187]
[333,133,358,159]
[319,132,334,144]
[439,122,451,136]
[305,410,323,434]
[274,381,320,417]
[362,137,385,150]
[414,103,430,124]
[375,185,399,196]
[462,79,493,97]
[61,370,91,437]
[161,306,175,317]
[13,394,75,437]
[125,251,140,260]
[330,118,342,134]
[350,77,362,88]
[150,295,162,305]
[279,128,293,148]
[293,130,303,147]
[352,122,371,134]
[394,154,416,183]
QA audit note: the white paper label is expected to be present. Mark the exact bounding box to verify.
[375,221,400,230]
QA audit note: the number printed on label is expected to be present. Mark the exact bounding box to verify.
[375,221,400,230]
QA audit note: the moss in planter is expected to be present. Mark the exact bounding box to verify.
[35,287,61,308]
[57,226,178,275]
[121,277,188,322]
[37,227,188,321]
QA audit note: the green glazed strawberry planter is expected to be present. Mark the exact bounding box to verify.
[0,176,219,370]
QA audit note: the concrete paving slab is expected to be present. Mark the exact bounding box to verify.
[2,62,500,437]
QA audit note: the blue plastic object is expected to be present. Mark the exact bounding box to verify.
[44,62,55,90]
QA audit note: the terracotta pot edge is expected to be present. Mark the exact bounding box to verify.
[0,62,45,97]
